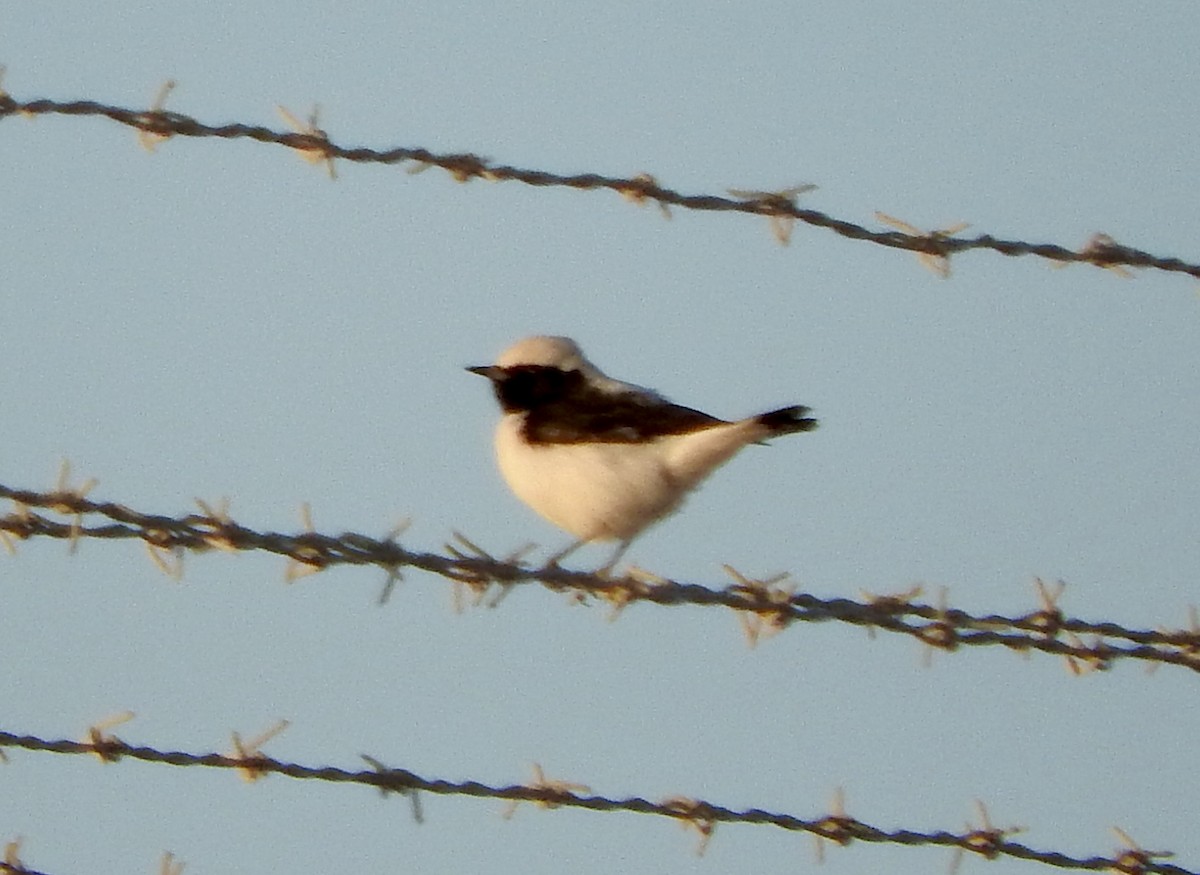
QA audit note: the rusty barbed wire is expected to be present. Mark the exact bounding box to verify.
[0,728,1189,874]
[1,88,1198,280]
[2,482,1198,674]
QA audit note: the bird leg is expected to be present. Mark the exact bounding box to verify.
[542,536,633,576]
[596,538,634,577]
[543,537,588,569]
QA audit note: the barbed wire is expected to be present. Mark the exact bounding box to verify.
[2,481,1198,674]
[0,727,1187,874]
[1,85,1197,281]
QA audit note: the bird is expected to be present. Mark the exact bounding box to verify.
[468,335,818,571]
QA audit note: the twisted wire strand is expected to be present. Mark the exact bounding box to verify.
[0,729,1187,874]
[2,483,1197,673]
[2,92,1197,280]
[0,865,53,875]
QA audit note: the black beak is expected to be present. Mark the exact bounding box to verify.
[467,365,503,381]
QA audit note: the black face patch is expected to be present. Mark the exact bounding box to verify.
[490,365,582,412]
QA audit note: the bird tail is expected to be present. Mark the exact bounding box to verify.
[755,405,819,437]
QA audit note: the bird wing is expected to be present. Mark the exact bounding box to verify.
[523,386,725,444]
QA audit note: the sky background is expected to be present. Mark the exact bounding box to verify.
[2,2,1199,873]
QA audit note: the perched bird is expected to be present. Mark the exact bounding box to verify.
[469,336,818,570]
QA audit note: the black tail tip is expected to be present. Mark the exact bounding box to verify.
[758,405,819,435]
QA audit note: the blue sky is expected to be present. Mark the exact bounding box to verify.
[2,3,1198,873]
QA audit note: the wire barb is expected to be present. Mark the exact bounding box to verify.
[360,755,425,823]
[618,172,673,219]
[728,183,818,244]
[284,502,324,582]
[83,710,136,763]
[812,786,856,863]
[276,103,337,179]
[229,719,290,783]
[375,518,413,605]
[724,563,796,646]
[3,840,23,873]
[1111,827,1175,875]
[52,460,97,555]
[137,79,177,153]
[948,800,1025,873]
[918,586,960,664]
[660,796,718,856]
[876,212,970,278]
[500,763,592,820]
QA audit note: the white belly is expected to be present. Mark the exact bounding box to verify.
[493,415,761,542]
